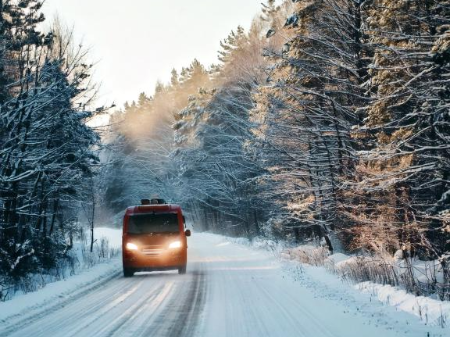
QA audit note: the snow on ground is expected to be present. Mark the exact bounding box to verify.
[95,227,122,249]
[327,252,450,326]
[196,234,448,336]
[356,282,450,327]
[0,227,122,308]
[223,235,450,330]
[288,263,449,331]
[0,258,121,322]
[1,230,448,337]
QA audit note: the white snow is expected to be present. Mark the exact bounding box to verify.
[194,234,448,336]
[0,258,121,322]
[327,252,449,324]
[327,252,352,264]
[95,227,122,249]
[214,235,450,332]
[0,227,121,303]
[0,230,448,337]
[356,282,450,327]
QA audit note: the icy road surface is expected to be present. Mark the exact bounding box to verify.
[0,233,445,337]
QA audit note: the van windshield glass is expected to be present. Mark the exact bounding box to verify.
[128,213,179,234]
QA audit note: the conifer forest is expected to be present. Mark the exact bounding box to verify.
[1,0,449,301]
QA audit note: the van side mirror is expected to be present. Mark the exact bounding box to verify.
[185,229,191,237]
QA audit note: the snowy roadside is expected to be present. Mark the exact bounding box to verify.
[0,227,122,311]
[356,282,449,327]
[0,258,121,323]
[222,234,450,329]
[2,229,449,335]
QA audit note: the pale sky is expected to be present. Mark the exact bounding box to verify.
[42,0,264,108]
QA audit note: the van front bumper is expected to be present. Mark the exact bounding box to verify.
[122,249,187,269]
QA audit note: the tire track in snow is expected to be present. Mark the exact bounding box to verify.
[64,279,158,337]
[102,280,175,337]
[33,278,139,336]
[0,270,121,337]
[141,264,207,337]
[256,279,336,337]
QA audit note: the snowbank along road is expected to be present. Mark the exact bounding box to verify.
[0,233,446,337]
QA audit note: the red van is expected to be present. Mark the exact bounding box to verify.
[122,199,191,277]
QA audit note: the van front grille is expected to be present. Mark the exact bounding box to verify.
[142,248,163,256]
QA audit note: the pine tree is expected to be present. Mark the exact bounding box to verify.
[251,0,371,248]
[349,0,449,278]
[0,6,103,282]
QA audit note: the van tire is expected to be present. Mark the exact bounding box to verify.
[123,268,134,277]
[178,265,187,274]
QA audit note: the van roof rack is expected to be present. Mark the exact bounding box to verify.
[141,198,166,205]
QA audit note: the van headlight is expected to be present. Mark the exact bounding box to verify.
[126,242,139,251]
[168,241,182,249]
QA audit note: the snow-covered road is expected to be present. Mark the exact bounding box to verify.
[0,233,445,337]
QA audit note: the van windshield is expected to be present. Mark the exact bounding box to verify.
[128,213,179,234]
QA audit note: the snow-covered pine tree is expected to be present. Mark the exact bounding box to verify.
[251,0,370,248]
[348,0,449,283]
[0,4,102,284]
[101,60,212,218]
[171,23,273,237]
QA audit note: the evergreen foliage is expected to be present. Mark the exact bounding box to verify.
[0,1,102,287]
[101,0,449,293]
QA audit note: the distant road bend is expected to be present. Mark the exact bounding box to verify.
[0,234,432,337]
